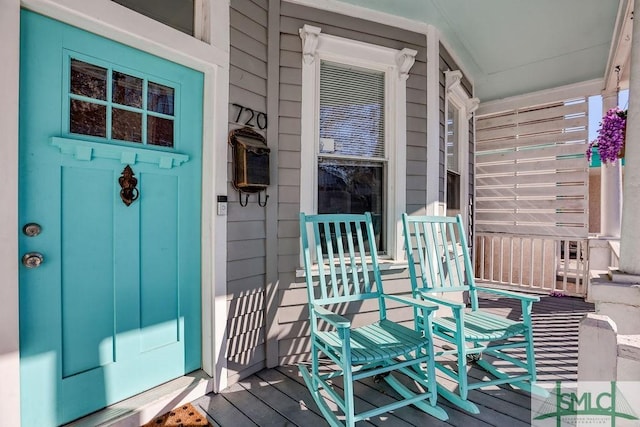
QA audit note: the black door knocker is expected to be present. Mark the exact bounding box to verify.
[119,165,139,206]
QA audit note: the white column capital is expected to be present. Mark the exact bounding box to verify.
[299,24,321,65]
[395,48,417,81]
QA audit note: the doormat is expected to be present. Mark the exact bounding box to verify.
[142,402,211,427]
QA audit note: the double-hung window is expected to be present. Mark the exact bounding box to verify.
[299,25,416,260]
[318,62,386,248]
[444,70,479,230]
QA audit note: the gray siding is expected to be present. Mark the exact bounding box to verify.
[439,43,474,208]
[276,2,428,365]
[227,0,269,383]
[223,0,473,382]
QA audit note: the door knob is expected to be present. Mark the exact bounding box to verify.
[23,223,42,237]
[22,252,44,268]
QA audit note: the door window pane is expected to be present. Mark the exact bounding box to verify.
[71,59,107,100]
[68,59,178,147]
[148,82,175,115]
[112,71,143,108]
[112,108,142,142]
[148,116,174,147]
[70,100,106,137]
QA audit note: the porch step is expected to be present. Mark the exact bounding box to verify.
[64,370,214,427]
[590,269,609,280]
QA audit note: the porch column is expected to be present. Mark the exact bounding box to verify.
[600,91,623,238]
[619,12,640,277]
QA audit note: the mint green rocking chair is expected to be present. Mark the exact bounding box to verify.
[299,213,448,426]
[402,214,546,414]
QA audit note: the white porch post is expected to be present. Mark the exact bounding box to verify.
[619,11,640,277]
[584,7,640,341]
[599,92,623,238]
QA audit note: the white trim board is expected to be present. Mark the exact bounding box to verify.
[425,24,440,215]
[0,0,22,425]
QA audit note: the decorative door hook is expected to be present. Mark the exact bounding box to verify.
[258,191,269,207]
[239,192,250,207]
[119,165,139,206]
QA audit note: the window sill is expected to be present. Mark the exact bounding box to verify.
[296,259,409,278]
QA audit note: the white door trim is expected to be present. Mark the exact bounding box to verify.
[0,1,21,425]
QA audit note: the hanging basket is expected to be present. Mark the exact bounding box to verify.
[619,128,626,159]
[587,108,627,164]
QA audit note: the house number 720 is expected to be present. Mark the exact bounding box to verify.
[232,103,267,130]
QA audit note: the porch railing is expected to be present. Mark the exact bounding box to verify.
[475,233,588,297]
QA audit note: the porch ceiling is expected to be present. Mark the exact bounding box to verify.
[336,0,621,101]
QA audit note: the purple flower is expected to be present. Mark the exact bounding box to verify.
[587,108,627,164]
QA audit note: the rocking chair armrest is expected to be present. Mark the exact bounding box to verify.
[313,304,351,329]
[383,293,439,313]
[415,290,465,311]
[476,286,540,303]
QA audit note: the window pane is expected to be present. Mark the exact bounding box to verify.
[71,59,107,100]
[148,82,175,115]
[112,108,142,142]
[70,99,106,137]
[112,71,143,108]
[447,171,460,210]
[447,170,461,214]
[147,116,174,147]
[320,61,385,159]
[447,104,460,173]
[111,0,194,36]
[318,159,384,250]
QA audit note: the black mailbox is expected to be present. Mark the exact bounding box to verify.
[229,127,270,191]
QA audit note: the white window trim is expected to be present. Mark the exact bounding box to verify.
[299,24,416,261]
[444,70,479,229]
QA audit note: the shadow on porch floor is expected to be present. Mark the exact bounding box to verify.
[192,294,594,426]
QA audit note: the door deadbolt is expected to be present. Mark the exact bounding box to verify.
[22,252,44,268]
[23,223,42,237]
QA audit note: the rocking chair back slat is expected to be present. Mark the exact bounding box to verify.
[405,215,474,293]
[301,213,382,306]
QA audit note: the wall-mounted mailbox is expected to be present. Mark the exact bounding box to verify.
[228,127,270,206]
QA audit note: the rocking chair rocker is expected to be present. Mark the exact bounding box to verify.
[402,214,546,414]
[299,212,448,426]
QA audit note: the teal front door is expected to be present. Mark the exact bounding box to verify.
[19,11,204,426]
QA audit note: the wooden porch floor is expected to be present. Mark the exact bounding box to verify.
[192,294,594,426]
